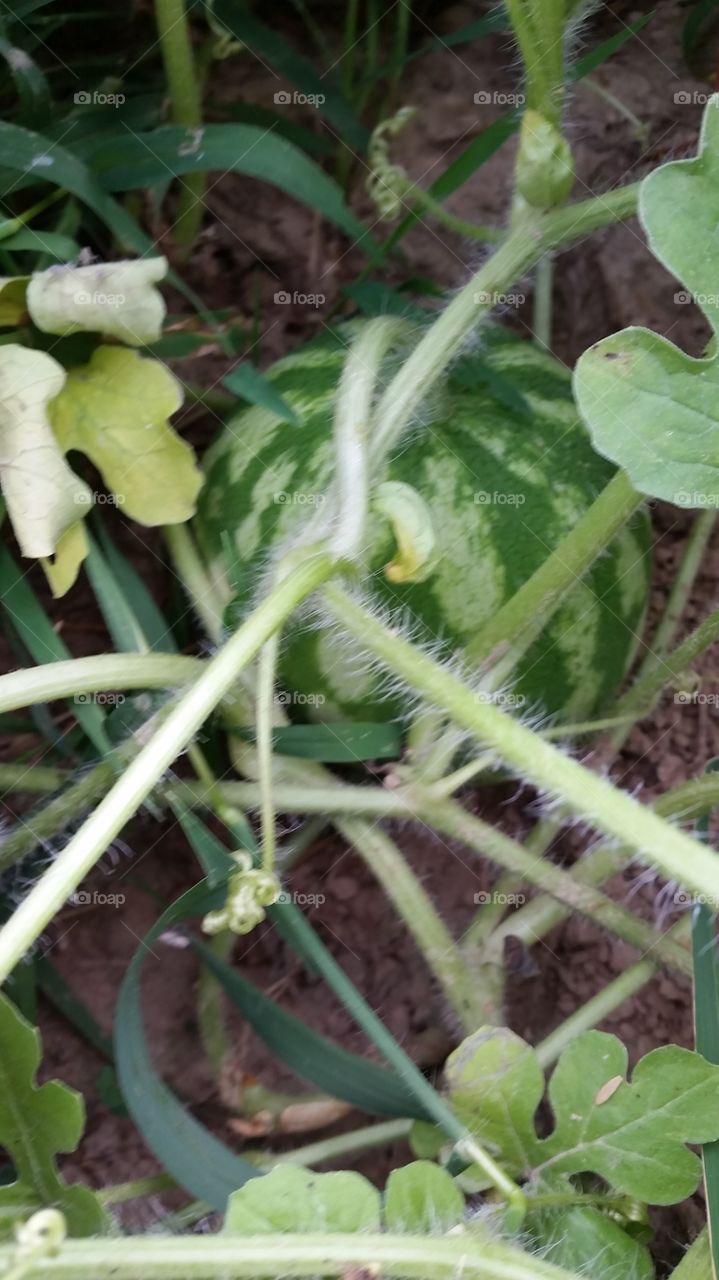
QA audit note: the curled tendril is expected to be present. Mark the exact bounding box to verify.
[366,106,416,220]
[202,850,280,937]
[8,1209,67,1280]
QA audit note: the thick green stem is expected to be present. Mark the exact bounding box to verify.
[428,800,691,977]
[154,0,205,247]
[0,554,336,982]
[0,654,200,714]
[611,604,719,726]
[322,583,719,905]
[257,634,279,876]
[163,525,225,643]
[0,1233,577,1280]
[371,187,638,464]
[0,764,64,793]
[329,317,409,556]
[473,774,719,957]
[336,816,484,1032]
[259,1118,412,1168]
[0,756,126,874]
[467,470,642,667]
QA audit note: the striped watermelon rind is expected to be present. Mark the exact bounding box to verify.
[194,325,651,723]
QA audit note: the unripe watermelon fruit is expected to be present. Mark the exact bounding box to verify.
[194,325,650,723]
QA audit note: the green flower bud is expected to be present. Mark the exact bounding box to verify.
[202,851,281,937]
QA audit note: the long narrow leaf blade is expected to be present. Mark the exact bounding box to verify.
[208,0,368,151]
[193,939,430,1120]
[0,544,109,754]
[87,124,372,248]
[114,881,261,1210]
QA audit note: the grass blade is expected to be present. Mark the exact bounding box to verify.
[208,0,368,152]
[94,521,177,653]
[0,544,109,755]
[114,880,262,1210]
[86,123,373,249]
[193,938,430,1120]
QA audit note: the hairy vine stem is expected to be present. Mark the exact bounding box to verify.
[0,1233,577,1280]
[321,583,719,904]
[0,553,336,982]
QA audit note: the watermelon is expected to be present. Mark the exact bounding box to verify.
[194,325,651,724]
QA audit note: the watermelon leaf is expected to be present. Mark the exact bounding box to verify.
[384,1161,464,1233]
[225,1162,464,1237]
[446,1026,719,1204]
[0,994,107,1237]
[574,95,719,507]
[525,1203,653,1280]
[50,346,202,527]
[225,1166,381,1234]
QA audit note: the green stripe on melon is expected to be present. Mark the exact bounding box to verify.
[194,325,651,724]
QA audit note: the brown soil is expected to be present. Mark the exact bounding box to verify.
[3,0,719,1269]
